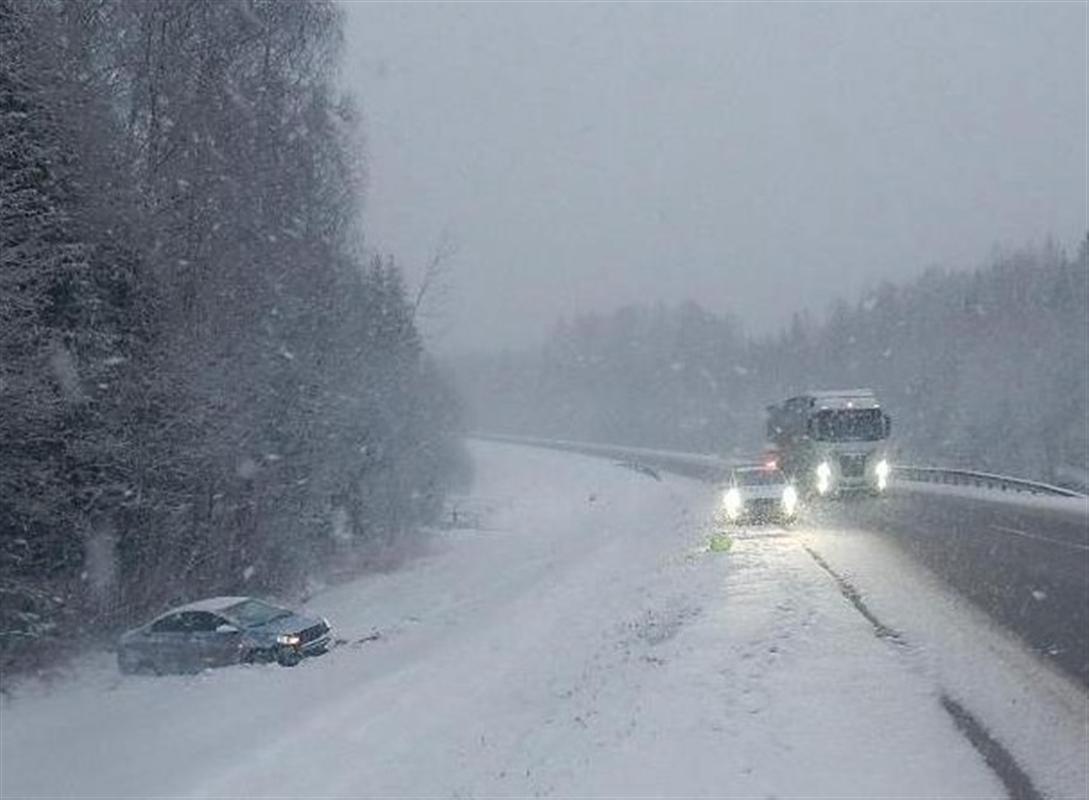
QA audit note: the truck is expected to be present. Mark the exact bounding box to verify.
[765,388,892,497]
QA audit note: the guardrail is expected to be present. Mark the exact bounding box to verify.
[892,466,1085,498]
[472,433,733,481]
[473,432,1087,499]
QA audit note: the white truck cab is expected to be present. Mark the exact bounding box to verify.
[766,388,892,496]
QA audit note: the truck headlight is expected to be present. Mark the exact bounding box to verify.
[723,487,743,519]
[277,634,301,646]
[875,459,889,490]
[781,485,798,516]
[816,462,832,495]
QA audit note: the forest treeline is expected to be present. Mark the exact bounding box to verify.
[454,239,1088,485]
[1,0,464,673]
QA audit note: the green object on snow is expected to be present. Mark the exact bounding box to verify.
[708,532,733,552]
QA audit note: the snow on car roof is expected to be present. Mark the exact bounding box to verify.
[806,388,875,398]
[801,389,881,410]
[166,596,253,615]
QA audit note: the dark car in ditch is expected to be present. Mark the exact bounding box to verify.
[117,596,331,674]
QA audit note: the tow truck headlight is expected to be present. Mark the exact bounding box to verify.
[723,487,743,519]
[875,459,890,491]
[781,485,798,516]
[816,462,832,495]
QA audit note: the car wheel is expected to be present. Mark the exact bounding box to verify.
[276,649,302,667]
[122,656,159,676]
[117,653,137,675]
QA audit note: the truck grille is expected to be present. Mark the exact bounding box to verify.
[839,454,867,478]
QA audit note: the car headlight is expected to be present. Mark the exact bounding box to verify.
[277,634,301,646]
[723,487,743,518]
[816,462,832,495]
[782,485,798,515]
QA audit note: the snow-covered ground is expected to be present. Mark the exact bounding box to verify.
[805,524,1088,800]
[1,441,1084,798]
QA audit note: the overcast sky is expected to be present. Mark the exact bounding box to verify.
[341,2,1087,354]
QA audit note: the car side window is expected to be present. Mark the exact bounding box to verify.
[180,612,221,633]
[150,614,186,634]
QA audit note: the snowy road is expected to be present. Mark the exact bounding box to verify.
[813,486,1089,686]
[2,441,1086,798]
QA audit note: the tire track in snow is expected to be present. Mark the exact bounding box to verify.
[803,544,904,642]
[803,542,1044,800]
[940,695,1042,800]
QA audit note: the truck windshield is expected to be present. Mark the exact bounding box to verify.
[813,409,885,442]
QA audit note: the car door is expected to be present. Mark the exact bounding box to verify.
[175,611,229,670]
[195,613,244,667]
[146,613,189,672]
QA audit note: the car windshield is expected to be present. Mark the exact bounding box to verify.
[222,600,291,627]
[734,470,785,487]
